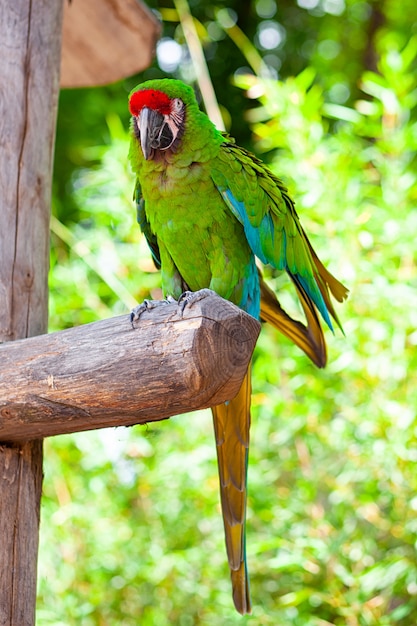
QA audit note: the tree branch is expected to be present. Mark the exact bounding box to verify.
[0,294,260,443]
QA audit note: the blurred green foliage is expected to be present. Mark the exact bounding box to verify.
[38,1,417,624]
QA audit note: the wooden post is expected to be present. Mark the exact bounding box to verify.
[0,1,63,625]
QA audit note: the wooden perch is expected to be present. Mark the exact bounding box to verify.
[0,294,260,443]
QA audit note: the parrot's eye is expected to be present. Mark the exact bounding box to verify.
[171,98,184,113]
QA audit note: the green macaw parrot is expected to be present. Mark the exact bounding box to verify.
[128,78,348,614]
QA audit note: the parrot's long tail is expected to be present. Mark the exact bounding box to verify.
[211,366,252,615]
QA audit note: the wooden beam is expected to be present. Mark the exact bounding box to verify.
[0,1,63,624]
[0,295,260,443]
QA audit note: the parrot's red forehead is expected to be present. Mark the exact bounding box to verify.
[129,89,172,116]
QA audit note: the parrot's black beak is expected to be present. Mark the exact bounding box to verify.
[138,107,176,160]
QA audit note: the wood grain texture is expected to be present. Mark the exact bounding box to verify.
[0,0,62,341]
[0,1,63,624]
[61,0,161,87]
[0,441,43,626]
[0,295,260,442]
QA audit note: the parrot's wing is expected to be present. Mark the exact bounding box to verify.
[259,272,327,367]
[211,142,348,331]
[134,180,161,269]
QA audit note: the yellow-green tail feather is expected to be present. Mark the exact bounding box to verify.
[211,366,252,615]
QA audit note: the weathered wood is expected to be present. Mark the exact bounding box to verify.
[0,441,43,626]
[0,1,63,624]
[61,0,161,88]
[0,295,260,443]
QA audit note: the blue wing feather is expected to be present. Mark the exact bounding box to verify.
[239,255,261,320]
[218,186,334,331]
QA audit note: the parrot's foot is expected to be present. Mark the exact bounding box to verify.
[130,296,176,328]
[178,288,217,316]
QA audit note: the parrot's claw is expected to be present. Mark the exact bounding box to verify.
[130,290,216,326]
[130,297,176,328]
[178,288,217,316]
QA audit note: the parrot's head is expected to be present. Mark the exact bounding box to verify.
[129,79,197,161]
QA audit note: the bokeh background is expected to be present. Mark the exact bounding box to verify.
[37,1,417,624]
